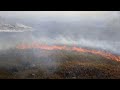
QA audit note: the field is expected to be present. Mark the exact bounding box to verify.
[0,49,120,79]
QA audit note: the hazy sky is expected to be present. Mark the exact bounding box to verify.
[0,11,117,20]
[0,11,120,54]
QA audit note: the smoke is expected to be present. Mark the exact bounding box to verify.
[1,11,120,76]
[0,11,120,54]
[27,35,119,54]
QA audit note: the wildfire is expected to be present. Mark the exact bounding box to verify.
[16,42,120,62]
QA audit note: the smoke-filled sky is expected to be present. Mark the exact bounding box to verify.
[0,11,120,55]
[0,11,110,17]
[0,11,118,20]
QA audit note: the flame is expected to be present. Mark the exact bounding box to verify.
[16,43,120,62]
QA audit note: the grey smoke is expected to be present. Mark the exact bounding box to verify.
[0,11,120,55]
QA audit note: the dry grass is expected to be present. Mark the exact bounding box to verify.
[0,49,120,79]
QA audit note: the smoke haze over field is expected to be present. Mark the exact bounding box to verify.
[0,11,120,54]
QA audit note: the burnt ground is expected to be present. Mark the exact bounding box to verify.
[0,49,120,79]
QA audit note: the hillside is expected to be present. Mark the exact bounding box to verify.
[0,49,120,79]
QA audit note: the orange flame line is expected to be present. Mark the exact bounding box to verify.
[16,43,120,62]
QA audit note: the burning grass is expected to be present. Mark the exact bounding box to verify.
[16,43,120,62]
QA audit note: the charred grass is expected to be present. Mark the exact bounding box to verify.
[0,50,120,79]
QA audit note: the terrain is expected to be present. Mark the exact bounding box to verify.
[0,48,120,79]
